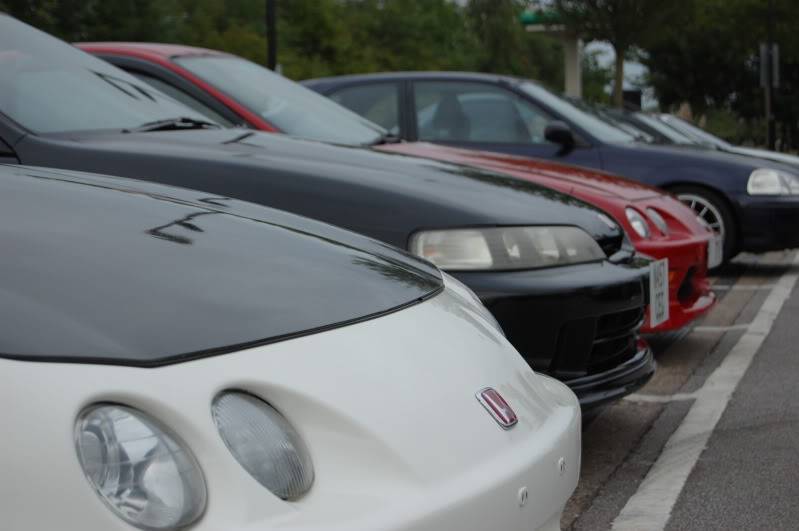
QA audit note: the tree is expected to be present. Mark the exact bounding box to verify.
[554,0,691,107]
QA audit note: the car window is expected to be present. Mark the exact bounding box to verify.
[329,83,400,135]
[0,16,211,134]
[518,81,636,143]
[175,55,385,145]
[129,71,235,127]
[413,81,554,144]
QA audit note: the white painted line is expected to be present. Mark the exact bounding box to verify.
[692,323,751,333]
[712,284,776,291]
[612,252,799,531]
[624,392,697,404]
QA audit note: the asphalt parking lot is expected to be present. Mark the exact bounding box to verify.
[563,250,799,530]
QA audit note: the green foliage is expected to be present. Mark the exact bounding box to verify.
[642,0,799,148]
[553,0,692,106]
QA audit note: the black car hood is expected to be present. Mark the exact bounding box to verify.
[0,164,442,366]
[22,129,623,246]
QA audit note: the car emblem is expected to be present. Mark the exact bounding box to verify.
[476,387,518,429]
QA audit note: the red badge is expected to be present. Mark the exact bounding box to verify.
[476,387,518,429]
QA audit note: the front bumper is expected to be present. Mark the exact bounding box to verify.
[735,194,799,252]
[455,260,653,410]
[1,286,582,531]
[563,340,655,410]
[636,236,716,333]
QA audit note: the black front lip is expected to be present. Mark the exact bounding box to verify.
[563,343,655,410]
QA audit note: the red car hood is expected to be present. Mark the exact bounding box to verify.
[381,142,662,201]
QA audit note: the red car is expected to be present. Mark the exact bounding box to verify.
[78,42,717,332]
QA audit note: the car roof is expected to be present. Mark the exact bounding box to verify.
[77,42,228,59]
[303,71,524,86]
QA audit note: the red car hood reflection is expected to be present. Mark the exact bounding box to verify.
[381,142,662,202]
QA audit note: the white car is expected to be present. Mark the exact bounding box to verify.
[0,164,580,531]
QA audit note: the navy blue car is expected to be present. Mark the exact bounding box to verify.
[304,72,799,262]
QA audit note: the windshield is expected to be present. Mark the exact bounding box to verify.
[0,16,210,134]
[660,115,731,149]
[632,113,697,145]
[518,81,636,143]
[175,55,385,145]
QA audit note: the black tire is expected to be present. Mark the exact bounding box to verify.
[670,185,738,265]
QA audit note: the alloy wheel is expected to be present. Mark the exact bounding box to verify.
[677,193,726,244]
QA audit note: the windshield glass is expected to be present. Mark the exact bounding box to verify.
[633,113,697,144]
[175,55,385,145]
[660,115,730,148]
[518,81,636,143]
[0,16,209,134]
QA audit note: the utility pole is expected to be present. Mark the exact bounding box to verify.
[266,0,277,70]
[766,0,776,150]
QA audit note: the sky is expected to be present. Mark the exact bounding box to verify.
[584,41,657,108]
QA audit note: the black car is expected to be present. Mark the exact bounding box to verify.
[0,15,654,409]
[305,71,799,262]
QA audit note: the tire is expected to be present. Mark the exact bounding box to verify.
[670,185,737,265]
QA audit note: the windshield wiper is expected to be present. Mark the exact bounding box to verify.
[123,117,221,133]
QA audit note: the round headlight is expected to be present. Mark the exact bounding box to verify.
[212,391,314,500]
[645,208,669,235]
[625,208,650,239]
[75,404,207,530]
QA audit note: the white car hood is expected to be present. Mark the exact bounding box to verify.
[0,282,580,531]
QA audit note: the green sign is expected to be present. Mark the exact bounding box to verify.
[520,10,562,26]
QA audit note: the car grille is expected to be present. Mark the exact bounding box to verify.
[550,305,644,378]
[587,307,645,374]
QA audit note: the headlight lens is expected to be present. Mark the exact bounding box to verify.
[747,168,799,195]
[645,208,669,235]
[625,208,651,238]
[75,405,207,530]
[410,226,605,271]
[212,391,314,500]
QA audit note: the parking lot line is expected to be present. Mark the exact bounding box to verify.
[691,323,751,333]
[712,284,776,291]
[623,392,697,403]
[611,252,799,531]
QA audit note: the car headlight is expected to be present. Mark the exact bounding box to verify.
[409,226,605,271]
[645,208,669,235]
[625,208,651,238]
[747,168,799,195]
[75,404,207,530]
[212,391,314,500]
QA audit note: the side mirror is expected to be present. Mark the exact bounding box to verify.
[544,121,576,154]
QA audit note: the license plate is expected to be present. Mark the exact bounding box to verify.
[649,258,669,328]
[707,235,723,269]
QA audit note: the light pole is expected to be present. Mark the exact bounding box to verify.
[266,0,277,70]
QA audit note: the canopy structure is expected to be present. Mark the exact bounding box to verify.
[520,9,581,98]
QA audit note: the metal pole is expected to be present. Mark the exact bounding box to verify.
[266,0,277,70]
[766,0,775,150]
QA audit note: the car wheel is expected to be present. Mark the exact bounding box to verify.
[671,185,737,264]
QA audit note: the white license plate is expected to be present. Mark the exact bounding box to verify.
[707,235,724,269]
[649,258,669,328]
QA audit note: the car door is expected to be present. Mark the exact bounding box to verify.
[407,79,603,168]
